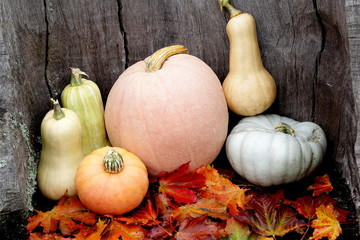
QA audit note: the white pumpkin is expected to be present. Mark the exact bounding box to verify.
[226,114,327,186]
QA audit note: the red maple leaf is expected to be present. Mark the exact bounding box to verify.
[26,196,97,235]
[158,162,206,204]
[174,215,228,240]
[237,193,306,237]
[308,173,333,196]
[292,195,340,219]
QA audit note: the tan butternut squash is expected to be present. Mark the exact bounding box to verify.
[219,0,277,116]
[37,99,83,200]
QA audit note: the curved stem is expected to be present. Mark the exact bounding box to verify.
[274,122,295,136]
[103,149,124,174]
[51,98,65,120]
[146,45,189,72]
[218,0,242,18]
[70,67,89,86]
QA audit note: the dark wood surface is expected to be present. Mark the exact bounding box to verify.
[0,0,359,238]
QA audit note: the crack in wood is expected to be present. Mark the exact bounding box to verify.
[312,0,327,122]
[117,0,129,69]
[43,0,53,99]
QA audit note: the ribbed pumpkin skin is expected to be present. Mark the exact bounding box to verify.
[75,146,149,215]
[61,79,109,156]
[105,54,229,176]
[226,114,327,186]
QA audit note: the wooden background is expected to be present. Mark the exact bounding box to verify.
[0,0,359,238]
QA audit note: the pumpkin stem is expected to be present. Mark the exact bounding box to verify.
[218,0,242,18]
[146,45,189,72]
[69,67,89,86]
[104,149,124,174]
[274,122,295,136]
[51,98,65,120]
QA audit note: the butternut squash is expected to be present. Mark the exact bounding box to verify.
[219,0,277,116]
[37,99,83,200]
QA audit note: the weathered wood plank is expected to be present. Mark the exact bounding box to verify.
[0,0,48,213]
[345,0,360,222]
[121,0,229,80]
[45,0,125,100]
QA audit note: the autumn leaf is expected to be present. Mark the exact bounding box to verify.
[174,215,228,240]
[116,198,161,226]
[237,193,306,237]
[73,219,108,240]
[292,195,338,219]
[104,220,146,240]
[172,197,230,221]
[310,204,342,240]
[158,162,206,204]
[28,232,73,240]
[225,217,272,240]
[196,165,249,215]
[308,173,333,196]
[26,196,97,235]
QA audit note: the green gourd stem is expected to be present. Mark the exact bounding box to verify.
[51,98,65,120]
[70,67,89,86]
[146,45,189,72]
[218,0,242,18]
[104,149,124,174]
[274,122,295,136]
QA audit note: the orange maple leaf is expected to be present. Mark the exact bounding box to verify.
[196,165,249,214]
[26,196,97,235]
[105,220,146,240]
[28,232,73,240]
[116,198,161,226]
[310,204,342,240]
[308,174,333,196]
[73,219,108,240]
[172,197,230,221]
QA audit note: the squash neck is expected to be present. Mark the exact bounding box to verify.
[219,0,242,18]
[145,45,189,72]
[104,149,124,173]
[51,98,65,120]
[70,67,89,86]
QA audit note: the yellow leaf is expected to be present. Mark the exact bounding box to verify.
[310,204,342,240]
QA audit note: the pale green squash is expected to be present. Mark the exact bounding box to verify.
[61,68,109,156]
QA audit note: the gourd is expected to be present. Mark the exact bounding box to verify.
[226,114,327,186]
[37,99,83,200]
[105,45,229,176]
[75,146,149,215]
[61,68,109,156]
[219,0,277,116]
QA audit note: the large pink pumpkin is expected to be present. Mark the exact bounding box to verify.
[105,45,229,176]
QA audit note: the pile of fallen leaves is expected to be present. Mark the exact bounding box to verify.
[26,163,348,240]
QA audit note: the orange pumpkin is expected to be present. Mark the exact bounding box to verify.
[75,146,149,215]
[105,45,229,176]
